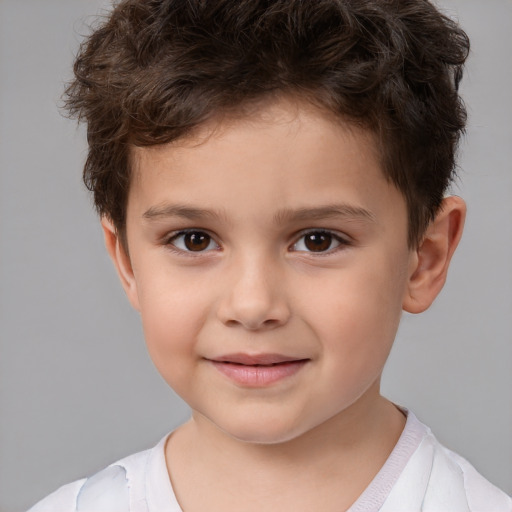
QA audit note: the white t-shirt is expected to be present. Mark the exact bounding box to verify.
[28,410,512,512]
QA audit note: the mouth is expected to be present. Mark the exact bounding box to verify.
[206,353,310,387]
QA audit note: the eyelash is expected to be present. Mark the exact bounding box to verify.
[164,229,220,256]
[163,229,351,255]
[291,230,351,255]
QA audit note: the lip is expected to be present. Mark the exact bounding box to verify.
[207,353,309,387]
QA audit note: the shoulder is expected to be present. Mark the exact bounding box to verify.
[27,478,86,512]
[27,447,153,512]
[388,412,511,512]
[435,445,512,512]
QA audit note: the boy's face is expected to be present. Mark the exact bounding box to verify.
[114,99,418,444]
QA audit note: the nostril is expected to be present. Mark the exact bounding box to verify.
[216,275,291,330]
[223,316,284,331]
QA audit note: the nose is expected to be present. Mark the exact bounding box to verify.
[216,255,291,331]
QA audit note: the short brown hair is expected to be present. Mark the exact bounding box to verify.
[65,0,469,247]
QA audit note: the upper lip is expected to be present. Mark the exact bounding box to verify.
[208,353,308,366]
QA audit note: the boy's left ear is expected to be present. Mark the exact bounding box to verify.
[403,196,466,314]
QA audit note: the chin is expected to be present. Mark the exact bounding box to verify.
[214,414,314,446]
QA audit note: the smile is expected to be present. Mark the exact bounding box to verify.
[207,354,309,387]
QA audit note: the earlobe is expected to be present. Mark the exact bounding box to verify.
[403,196,466,314]
[101,217,141,311]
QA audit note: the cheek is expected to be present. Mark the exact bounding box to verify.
[135,269,211,384]
[312,282,402,404]
[305,254,408,361]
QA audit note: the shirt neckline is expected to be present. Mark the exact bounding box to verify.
[347,408,429,512]
[144,407,428,512]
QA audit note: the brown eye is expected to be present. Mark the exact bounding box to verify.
[304,232,332,252]
[184,232,211,251]
[169,231,217,252]
[292,230,345,253]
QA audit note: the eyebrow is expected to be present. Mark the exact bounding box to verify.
[143,204,225,221]
[273,204,376,224]
[142,203,376,224]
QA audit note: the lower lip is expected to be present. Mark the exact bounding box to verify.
[209,360,308,387]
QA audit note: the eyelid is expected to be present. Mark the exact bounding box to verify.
[290,229,352,254]
[161,227,351,255]
[164,228,221,254]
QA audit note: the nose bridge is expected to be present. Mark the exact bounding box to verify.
[217,248,290,330]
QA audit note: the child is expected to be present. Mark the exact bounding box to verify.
[29,0,511,510]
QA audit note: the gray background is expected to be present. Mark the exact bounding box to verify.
[0,1,510,510]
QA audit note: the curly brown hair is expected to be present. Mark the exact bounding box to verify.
[65,0,469,247]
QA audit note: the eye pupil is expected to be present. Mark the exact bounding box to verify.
[304,232,331,252]
[184,232,210,251]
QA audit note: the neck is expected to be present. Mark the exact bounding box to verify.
[165,387,406,512]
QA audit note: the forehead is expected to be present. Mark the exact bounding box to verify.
[127,98,400,227]
[131,98,380,176]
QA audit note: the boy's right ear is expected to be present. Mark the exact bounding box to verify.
[101,217,141,311]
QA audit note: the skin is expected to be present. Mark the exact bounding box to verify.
[103,98,465,511]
